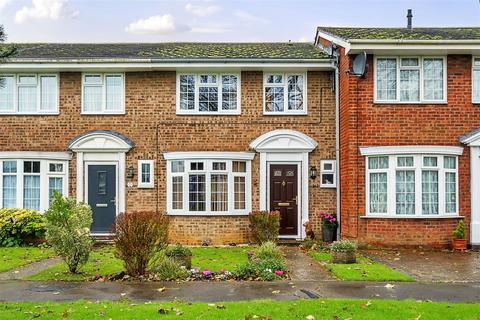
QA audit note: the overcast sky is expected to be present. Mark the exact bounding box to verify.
[1,0,479,43]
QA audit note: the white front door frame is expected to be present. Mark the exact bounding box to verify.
[469,147,480,247]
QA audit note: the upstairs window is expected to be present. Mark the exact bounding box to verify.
[177,73,240,114]
[473,57,480,103]
[375,57,446,103]
[82,73,124,114]
[264,73,307,114]
[138,160,154,189]
[0,74,58,114]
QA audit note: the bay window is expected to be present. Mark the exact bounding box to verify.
[82,73,124,114]
[165,153,253,215]
[473,57,480,103]
[264,73,307,114]
[0,157,68,211]
[177,73,240,114]
[0,74,58,114]
[375,57,446,103]
[363,148,460,217]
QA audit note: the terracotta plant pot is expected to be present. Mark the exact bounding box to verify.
[331,250,356,264]
[169,255,192,269]
[452,238,467,251]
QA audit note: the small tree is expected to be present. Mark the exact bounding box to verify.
[114,211,169,277]
[249,211,280,244]
[44,192,93,273]
[453,220,466,239]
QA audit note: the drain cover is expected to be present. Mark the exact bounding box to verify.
[300,289,319,299]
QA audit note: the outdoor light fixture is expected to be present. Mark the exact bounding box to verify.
[127,165,135,179]
[309,166,317,179]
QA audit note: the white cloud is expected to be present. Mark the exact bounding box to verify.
[0,0,11,10]
[191,26,229,33]
[125,14,188,35]
[185,3,220,17]
[15,0,75,24]
[235,10,268,24]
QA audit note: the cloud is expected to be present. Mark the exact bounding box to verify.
[125,14,189,35]
[185,3,220,17]
[0,0,10,10]
[235,10,268,24]
[15,0,74,24]
[191,26,229,33]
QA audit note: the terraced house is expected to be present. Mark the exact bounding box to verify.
[0,43,338,244]
[316,24,480,248]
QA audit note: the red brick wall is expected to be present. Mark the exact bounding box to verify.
[0,70,337,245]
[336,53,475,247]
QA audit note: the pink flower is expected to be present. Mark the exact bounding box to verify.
[275,270,284,276]
[219,269,226,274]
[202,268,212,276]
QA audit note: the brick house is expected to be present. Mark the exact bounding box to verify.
[0,43,338,244]
[315,25,480,248]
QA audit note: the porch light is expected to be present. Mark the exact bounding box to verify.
[309,166,317,179]
[127,165,135,179]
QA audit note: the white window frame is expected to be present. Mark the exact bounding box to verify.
[164,152,254,216]
[176,72,241,115]
[320,160,336,188]
[364,153,459,217]
[0,157,69,212]
[138,160,154,189]
[374,56,447,104]
[0,73,59,115]
[81,73,125,114]
[472,57,480,104]
[263,72,308,115]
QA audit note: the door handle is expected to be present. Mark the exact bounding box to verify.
[96,203,108,208]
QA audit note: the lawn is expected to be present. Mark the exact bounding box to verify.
[0,298,478,319]
[25,245,253,280]
[0,246,55,273]
[191,246,251,272]
[309,251,414,282]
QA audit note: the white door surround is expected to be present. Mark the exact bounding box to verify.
[460,129,480,248]
[250,129,318,240]
[68,130,134,226]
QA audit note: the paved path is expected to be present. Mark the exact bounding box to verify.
[282,246,333,281]
[0,280,479,303]
[0,257,61,280]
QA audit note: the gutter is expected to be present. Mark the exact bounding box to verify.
[3,58,332,64]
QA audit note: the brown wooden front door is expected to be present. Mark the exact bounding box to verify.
[269,164,298,236]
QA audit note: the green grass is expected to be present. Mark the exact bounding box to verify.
[0,246,55,273]
[25,245,123,281]
[0,299,478,319]
[191,246,252,272]
[309,251,414,282]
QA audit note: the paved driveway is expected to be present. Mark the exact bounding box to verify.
[364,249,480,282]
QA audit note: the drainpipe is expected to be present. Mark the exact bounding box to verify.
[334,63,341,240]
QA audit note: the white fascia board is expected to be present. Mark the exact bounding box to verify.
[359,145,464,156]
[0,151,72,160]
[315,31,351,53]
[163,151,256,161]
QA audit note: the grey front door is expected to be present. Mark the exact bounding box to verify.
[88,165,116,233]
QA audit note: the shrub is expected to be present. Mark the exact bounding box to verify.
[331,239,357,252]
[114,211,169,277]
[254,241,282,261]
[0,208,46,247]
[234,257,288,281]
[150,256,188,281]
[319,211,338,230]
[249,211,280,244]
[44,193,93,273]
[452,220,466,239]
[165,244,192,257]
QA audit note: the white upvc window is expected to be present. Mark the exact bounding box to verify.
[472,57,480,103]
[0,74,58,114]
[165,153,253,215]
[263,73,307,114]
[374,57,447,103]
[0,158,68,211]
[138,160,154,189]
[82,73,125,114]
[320,160,336,188]
[176,73,241,114]
[365,154,458,216]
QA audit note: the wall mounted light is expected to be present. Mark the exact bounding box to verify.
[309,166,318,180]
[127,165,135,179]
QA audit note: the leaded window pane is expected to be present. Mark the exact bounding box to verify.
[234,176,246,210]
[189,174,206,211]
[445,172,456,213]
[48,177,63,204]
[172,176,183,210]
[287,75,304,110]
[396,170,415,214]
[211,174,228,212]
[141,163,150,183]
[222,75,238,110]
[422,170,439,214]
[423,156,438,167]
[369,172,387,213]
[23,175,40,210]
[368,156,389,169]
[400,69,420,101]
[199,87,218,112]
[179,75,195,111]
[265,87,284,112]
[423,58,444,100]
[444,156,456,169]
[376,58,397,100]
[171,161,184,173]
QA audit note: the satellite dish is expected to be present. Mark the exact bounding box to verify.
[352,51,367,77]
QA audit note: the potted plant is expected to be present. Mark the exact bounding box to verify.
[320,211,338,242]
[165,244,192,269]
[331,240,356,264]
[452,220,467,251]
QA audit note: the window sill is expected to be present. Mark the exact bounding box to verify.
[81,111,126,115]
[167,212,249,216]
[263,112,308,116]
[373,101,448,105]
[0,112,59,116]
[176,111,242,116]
[360,215,463,219]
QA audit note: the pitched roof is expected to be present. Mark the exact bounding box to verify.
[317,27,480,41]
[0,42,329,61]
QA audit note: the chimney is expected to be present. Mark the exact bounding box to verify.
[407,9,413,30]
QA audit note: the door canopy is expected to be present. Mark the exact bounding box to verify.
[250,129,318,153]
[68,130,134,153]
